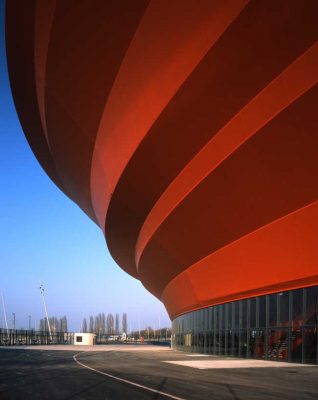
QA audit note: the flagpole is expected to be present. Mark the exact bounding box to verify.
[39,284,52,342]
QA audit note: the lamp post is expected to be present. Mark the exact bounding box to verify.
[28,315,31,331]
[39,284,52,342]
[12,313,16,330]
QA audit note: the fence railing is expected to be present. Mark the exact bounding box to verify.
[94,334,171,346]
[0,328,171,346]
[0,328,74,345]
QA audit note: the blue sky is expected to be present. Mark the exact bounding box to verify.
[0,1,170,332]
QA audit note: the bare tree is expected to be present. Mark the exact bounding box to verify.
[94,314,100,334]
[39,318,46,333]
[106,313,114,335]
[89,316,94,333]
[60,316,68,332]
[122,313,127,334]
[39,315,67,333]
[101,313,106,334]
[94,313,105,335]
[115,313,119,335]
[59,317,64,332]
[82,318,87,333]
[50,317,59,333]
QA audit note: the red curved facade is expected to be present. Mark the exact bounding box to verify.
[6,1,318,320]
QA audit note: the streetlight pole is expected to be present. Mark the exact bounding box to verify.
[28,315,31,331]
[12,313,15,330]
[39,284,52,342]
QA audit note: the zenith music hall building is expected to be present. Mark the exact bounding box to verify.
[6,1,318,363]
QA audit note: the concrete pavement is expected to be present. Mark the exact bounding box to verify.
[0,345,317,399]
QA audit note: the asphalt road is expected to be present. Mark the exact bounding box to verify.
[0,346,318,400]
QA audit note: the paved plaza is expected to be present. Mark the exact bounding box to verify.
[0,345,318,399]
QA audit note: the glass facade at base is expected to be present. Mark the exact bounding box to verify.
[172,285,318,364]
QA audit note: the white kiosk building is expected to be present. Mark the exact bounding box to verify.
[74,333,96,346]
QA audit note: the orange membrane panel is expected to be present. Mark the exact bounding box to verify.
[6,0,318,320]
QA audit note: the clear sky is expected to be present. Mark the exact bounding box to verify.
[0,0,170,332]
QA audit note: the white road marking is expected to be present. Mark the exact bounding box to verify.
[73,352,186,400]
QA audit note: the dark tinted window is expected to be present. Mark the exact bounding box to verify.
[306,286,318,325]
[278,291,289,327]
[219,304,224,330]
[250,298,257,328]
[292,289,303,328]
[240,300,247,329]
[209,308,214,331]
[259,296,266,327]
[233,302,239,329]
[269,294,277,327]
[228,303,233,329]
[225,303,229,329]
[214,307,219,330]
